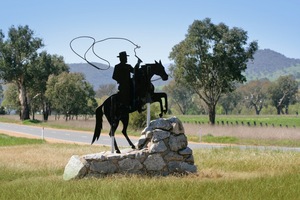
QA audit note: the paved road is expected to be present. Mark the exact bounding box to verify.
[1,122,300,152]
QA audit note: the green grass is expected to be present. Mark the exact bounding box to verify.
[190,134,300,147]
[0,133,45,146]
[178,115,300,128]
[1,173,299,200]
[0,136,300,200]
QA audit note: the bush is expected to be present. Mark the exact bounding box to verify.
[129,104,160,130]
[0,106,6,115]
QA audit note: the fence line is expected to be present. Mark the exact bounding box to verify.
[182,120,297,128]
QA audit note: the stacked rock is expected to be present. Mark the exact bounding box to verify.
[63,117,197,180]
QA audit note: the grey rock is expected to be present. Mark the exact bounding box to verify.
[118,158,143,173]
[134,149,149,161]
[63,155,87,180]
[179,147,193,155]
[141,126,152,135]
[167,116,185,135]
[164,151,184,162]
[90,160,117,174]
[83,152,106,161]
[169,134,187,151]
[137,135,148,149]
[185,155,195,164]
[145,130,154,139]
[152,129,170,142]
[149,140,167,153]
[144,154,166,171]
[106,153,123,160]
[148,118,172,131]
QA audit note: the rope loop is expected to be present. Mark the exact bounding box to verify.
[70,36,141,70]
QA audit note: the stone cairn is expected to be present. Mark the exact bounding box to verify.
[63,117,197,180]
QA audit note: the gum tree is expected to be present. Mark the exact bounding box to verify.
[169,18,258,124]
[0,25,43,120]
[46,72,97,120]
[268,75,298,114]
[27,52,69,120]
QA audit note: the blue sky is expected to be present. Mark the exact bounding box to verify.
[1,0,300,66]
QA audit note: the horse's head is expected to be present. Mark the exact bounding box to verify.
[154,60,168,81]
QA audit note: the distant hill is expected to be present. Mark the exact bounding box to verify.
[68,49,300,89]
[68,63,115,89]
[245,49,300,81]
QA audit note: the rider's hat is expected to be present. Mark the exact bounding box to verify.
[117,51,129,58]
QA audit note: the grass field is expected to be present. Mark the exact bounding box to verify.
[0,135,300,200]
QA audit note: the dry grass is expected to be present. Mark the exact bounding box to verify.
[0,143,109,172]
[184,123,300,140]
[1,143,299,180]
[1,140,300,199]
[1,144,126,178]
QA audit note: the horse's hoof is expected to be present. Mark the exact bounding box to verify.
[131,145,136,149]
[116,150,121,154]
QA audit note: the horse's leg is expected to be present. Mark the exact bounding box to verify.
[157,98,163,117]
[109,118,121,153]
[151,93,164,117]
[161,92,168,114]
[157,92,168,114]
[107,95,121,153]
[113,137,121,153]
[121,114,136,149]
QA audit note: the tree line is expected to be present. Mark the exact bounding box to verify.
[164,76,299,116]
[0,25,97,121]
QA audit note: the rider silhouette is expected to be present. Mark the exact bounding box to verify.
[112,51,141,113]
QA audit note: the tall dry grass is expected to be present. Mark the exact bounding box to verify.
[1,142,300,200]
[185,123,300,140]
[0,143,108,173]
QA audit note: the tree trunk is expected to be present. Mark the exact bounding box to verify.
[43,102,50,121]
[285,105,289,115]
[208,104,216,125]
[276,106,282,115]
[255,105,260,115]
[18,83,30,120]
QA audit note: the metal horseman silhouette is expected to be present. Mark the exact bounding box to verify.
[91,51,168,153]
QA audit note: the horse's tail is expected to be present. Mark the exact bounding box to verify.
[91,104,104,144]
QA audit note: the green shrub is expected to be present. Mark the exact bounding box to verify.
[129,104,160,130]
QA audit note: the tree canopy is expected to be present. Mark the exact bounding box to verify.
[169,18,258,124]
[27,51,69,120]
[45,72,97,120]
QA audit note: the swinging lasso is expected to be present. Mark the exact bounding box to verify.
[69,36,142,70]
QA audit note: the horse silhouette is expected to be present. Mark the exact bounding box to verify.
[91,60,168,153]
